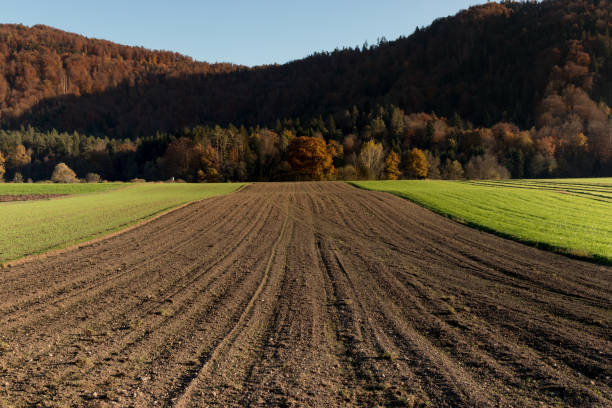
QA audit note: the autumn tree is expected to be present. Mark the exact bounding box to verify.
[327,139,344,161]
[465,154,510,180]
[0,151,5,181]
[287,136,334,180]
[7,144,31,168]
[278,129,295,151]
[384,151,401,180]
[358,140,384,179]
[405,148,428,179]
[85,173,102,183]
[441,159,464,180]
[0,75,8,103]
[51,163,78,183]
[201,144,222,182]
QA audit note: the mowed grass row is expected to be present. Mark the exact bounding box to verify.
[0,183,244,263]
[467,179,612,200]
[352,179,612,263]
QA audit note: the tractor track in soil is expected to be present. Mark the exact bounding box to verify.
[0,182,609,407]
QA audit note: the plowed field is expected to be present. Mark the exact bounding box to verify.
[0,182,609,407]
[0,194,66,202]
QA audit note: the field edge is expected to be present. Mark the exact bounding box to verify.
[348,181,612,266]
[1,183,249,268]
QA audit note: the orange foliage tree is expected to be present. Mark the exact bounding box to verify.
[287,136,334,180]
[0,151,5,180]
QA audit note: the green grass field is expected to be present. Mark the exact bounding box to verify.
[352,179,612,263]
[0,183,244,263]
[0,182,124,195]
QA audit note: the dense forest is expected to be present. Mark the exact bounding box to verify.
[0,0,611,182]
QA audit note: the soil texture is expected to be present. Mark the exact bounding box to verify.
[0,194,67,202]
[0,182,609,407]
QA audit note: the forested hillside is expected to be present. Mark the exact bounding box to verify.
[0,0,610,181]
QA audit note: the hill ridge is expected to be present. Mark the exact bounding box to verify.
[0,0,610,181]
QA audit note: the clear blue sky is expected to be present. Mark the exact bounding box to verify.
[3,0,486,67]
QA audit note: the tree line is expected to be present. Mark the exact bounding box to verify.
[0,0,610,180]
[1,98,608,182]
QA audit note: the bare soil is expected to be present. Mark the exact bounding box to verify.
[0,182,609,408]
[0,194,67,202]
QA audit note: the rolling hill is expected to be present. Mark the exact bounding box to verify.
[0,0,610,181]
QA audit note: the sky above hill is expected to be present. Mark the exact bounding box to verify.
[3,0,486,66]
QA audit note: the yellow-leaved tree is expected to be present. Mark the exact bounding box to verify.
[405,148,428,179]
[51,163,78,183]
[384,151,401,180]
[358,140,384,179]
[8,144,31,168]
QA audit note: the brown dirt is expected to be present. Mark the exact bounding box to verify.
[0,194,67,202]
[0,182,609,408]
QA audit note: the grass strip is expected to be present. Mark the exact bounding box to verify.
[351,179,612,264]
[0,183,245,263]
